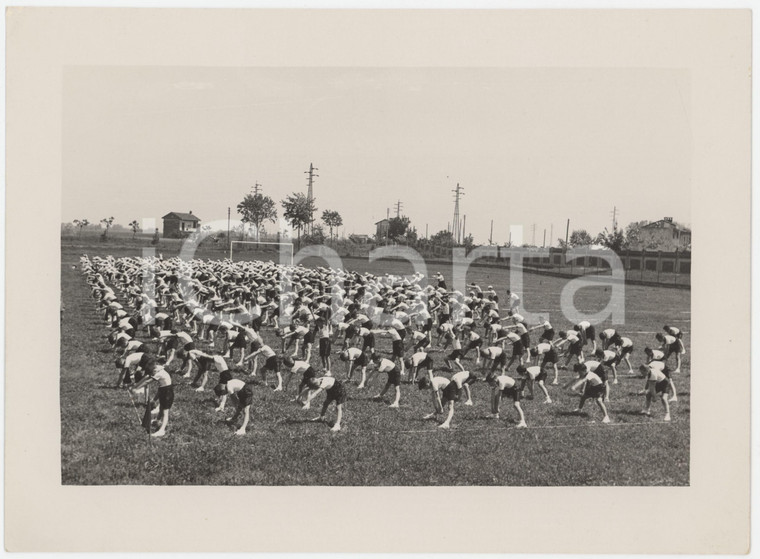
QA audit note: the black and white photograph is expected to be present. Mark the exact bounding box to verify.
[5,7,752,554]
[60,65,693,486]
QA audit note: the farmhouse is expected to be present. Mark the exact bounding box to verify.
[375,219,389,239]
[162,211,201,238]
[640,217,691,249]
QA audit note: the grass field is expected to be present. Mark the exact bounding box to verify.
[61,242,690,485]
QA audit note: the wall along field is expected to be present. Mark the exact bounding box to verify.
[61,243,690,485]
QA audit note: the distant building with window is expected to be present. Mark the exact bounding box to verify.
[375,219,390,239]
[162,211,201,238]
[640,217,691,249]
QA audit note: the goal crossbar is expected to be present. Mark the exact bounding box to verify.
[229,241,294,265]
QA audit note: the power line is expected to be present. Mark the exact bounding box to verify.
[304,163,318,235]
[452,183,464,245]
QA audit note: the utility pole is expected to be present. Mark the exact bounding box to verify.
[426,223,428,239]
[462,215,466,242]
[304,163,318,235]
[489,220,493,245]
[452,183,464,245]
[251,182,262,196]
[227,207,231,251]
[565,219,570,247]
[550,223,554,248]
[395,199,403,218]
[543,229,546,248]
[532,223,536,246]
[611,205,618,231]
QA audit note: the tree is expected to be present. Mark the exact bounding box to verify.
[594,228,627,253]
[624,220,649,248]
[387,216,410,240]
[405,226,418,244]
[281,192,316,246]
[568,229,593,247]
[321,210,343,241]
[430,229,454,247]
[237,193,277,241]
[100,217,115,239]
[302,224,326,246]
[463,234,476,252]
[73,219,89,238]
[128,220,141,238]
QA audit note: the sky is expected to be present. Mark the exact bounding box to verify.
[63,66,692,245]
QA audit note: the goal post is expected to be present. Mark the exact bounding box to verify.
[229,241,294,265]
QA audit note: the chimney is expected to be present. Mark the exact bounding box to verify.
[189,211,193,215]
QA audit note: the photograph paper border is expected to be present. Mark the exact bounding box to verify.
[5,8,751,553]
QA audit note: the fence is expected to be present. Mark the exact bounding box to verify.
[61,232,690,288]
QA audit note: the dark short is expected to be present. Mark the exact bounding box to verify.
[164,337,179,350]
[620,345,633,357]
[420,355,434,370]
[398,328,407,340]
[300,367,317,385]
[520,333,531,348]
[594,366,608,383]
[422,319,433,333]
[392,340,404,357]
[467,338,484,350]
[668,342,680,354]
[264,355,279,372]
[325,381,348,405]
[198,356,215,373]
[583,383,605,399]
[303,332,315,345]
[354,352,370,367]
[237,384,254,408]
[447,350,463,361]
[319,338,331,358]
[414,338,430,350]
[493,353,507,367]
[502,386,521,402]
[441,382,461,403]
[586,325,596,341]
[219,370,233,384]
[362,334,376,349]
[386,367,401,386]
[183,342,195,352]
[231,335,247,349]
[158,385,174,410]
[512,341,524,355]
[653,379,670,394]
[541,350,558,366]
[569,341,582,356]
[540,329,555,342]
[345,325,357,339]
[535,370,547,383]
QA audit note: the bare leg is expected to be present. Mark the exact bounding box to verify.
[389,386,401,408]
[151,409,169,437]
[235,405,251,435]
[513,401,527,427]
[661,393,671,420]
[538,380,552,403]
[331,404,343,431]
[439,401,454,428]
[463,384,473,405]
